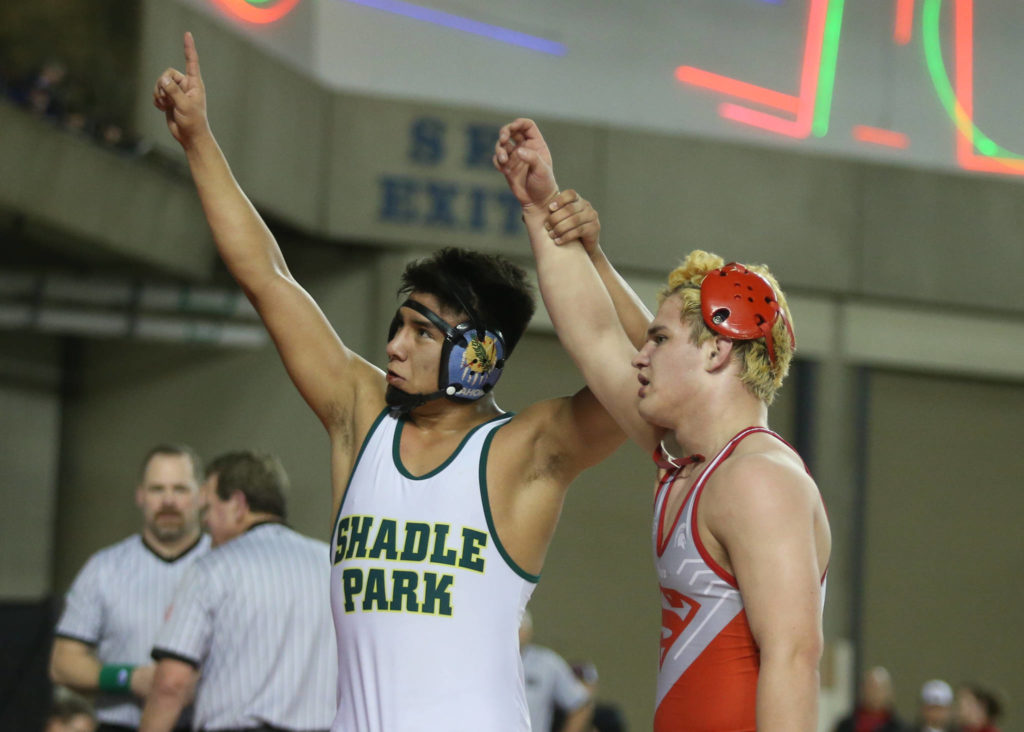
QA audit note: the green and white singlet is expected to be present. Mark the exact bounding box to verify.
[329,409,536,732]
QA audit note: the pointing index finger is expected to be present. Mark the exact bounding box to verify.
[184,31,201,79]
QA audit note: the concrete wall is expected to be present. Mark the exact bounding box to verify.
[863,371,1024,726]
[0,333,62,600]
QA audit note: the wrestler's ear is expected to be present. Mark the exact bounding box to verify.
[705,336,733,372]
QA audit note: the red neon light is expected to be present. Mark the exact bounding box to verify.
[213,0,302,24]
[676,0,831,140]
[718,103,806,138]
[674,66,800,114]
[852,125,910,149]
[894,0,914,44]
[953,0,1024,174]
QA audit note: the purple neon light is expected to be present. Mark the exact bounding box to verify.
[343,0,567,55]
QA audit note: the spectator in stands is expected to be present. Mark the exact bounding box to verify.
[955,684,1003,732]
[833,666,907,732]
[907,680,954,732]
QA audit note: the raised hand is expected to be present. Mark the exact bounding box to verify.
[545,189,601,255]
[152,32,210,148]
[493,118,559,211]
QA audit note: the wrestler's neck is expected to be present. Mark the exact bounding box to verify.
[671,383,768,461]
[406,393,503,434]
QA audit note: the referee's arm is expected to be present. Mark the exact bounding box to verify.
[139,655,198,732]
[50,637,103,691]
[50,636,156,698]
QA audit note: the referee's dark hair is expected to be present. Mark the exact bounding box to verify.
[206,450,288,520]
[139,443,204,484]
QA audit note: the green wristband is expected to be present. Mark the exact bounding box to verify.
[98,664,135,693]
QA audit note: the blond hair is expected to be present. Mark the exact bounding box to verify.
[658,250,795,404]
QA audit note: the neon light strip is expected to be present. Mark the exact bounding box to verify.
[674,66,799,113]
[852,125,909,149]
[213,0,302,23]
[678,0,832,140]
[812,0,845,137]
[894,0,914,44]
[921,0,1024,174]
[922,0,982,145]
[953,0,1024,172]
[342,0,566,55]
[955,0,976,158]
[719,103,806,136]
[731,0,830,138]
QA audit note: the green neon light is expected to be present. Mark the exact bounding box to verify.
[922,0,1024,159]
[812,0,845,137]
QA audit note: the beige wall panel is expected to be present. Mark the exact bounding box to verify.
[600,131,861,292]
[844,302,1024,382]
[863,371,1024,724]
[860,166,1024,312]
[230,52,330,230]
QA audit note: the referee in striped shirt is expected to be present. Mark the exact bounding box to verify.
[51,444,210,732]
[140,451,336,732]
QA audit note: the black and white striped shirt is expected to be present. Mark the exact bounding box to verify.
[55,533,211,727]
[153,522,336,731]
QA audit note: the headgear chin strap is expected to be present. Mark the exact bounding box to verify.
[386,297,506,412]
[699,263,795,366]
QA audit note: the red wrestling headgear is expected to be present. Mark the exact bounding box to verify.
[699,263,795,366]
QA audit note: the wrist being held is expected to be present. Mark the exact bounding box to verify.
[521,190,560,221]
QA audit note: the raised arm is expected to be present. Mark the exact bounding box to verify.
[153,32,383,431]
[545,190,652,350]
[494,119,657,450]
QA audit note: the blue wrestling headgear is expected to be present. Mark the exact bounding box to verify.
[386,292,506,412]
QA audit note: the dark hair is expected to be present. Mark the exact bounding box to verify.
[47,692,94,724]
[962,684,1003,722]
[398,247,536,355]
[206,450,288,520]
[139,443,203,483]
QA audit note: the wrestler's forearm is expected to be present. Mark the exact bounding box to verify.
[523,208,621,359]
[586,245,652,349]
